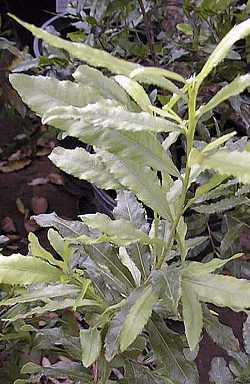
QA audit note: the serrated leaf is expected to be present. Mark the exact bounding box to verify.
[148,316,199,384]
[80,327,102,367]
[209,357,234,384]
[120,285,156,352]
[182,281,203,351]
[42,102,181,134]
[49,147,122,190]
[197,18,250,84]
[9,74,102,117]
[0,254,64,285]
[199,75,250,116]
[204,307,240,352]
[129,66,186,84]
[129,67,186,98]
[73,65,132,107]
[9,14,139,76]
[114,75,152,112]
[81,213,150,246]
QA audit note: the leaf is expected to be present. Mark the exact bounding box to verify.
[243,315,250,354]
[81,213,150,246]
[202,132,236,153]
[120,285,157,352]
[42,102,181,134]
[193,196,248,214]
[9,14,140,76]
[182,271,250,311]
[197,18,250,84]
[119,247,141,286]
[129,66,186,84]
[113,190,147,229]
[80,327,102,367]
[147,316,199,384]
[189,148,250,184]
[0,254,64,285]
[9,74,102,117]
[50,147,122,190]
[199,75,250,116]
[105,287,153,361]
[48,228,72,266]
[193,174,227,201]
[28,232,62,267]
[113,75,152,112]
[182,281,203,351]
[73,65,132,107]
[33,212,90,237]
[209,357,234,384]
[150,265,182,315]
[129,67,186,98]
[204,307,240,352]
[0,284,80,307]
[123,361,166,384]
[183,253,242,275]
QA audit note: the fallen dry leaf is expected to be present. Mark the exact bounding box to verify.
[0,159,31,173]
[31,196,48,215]
[16,197,28,215]
[28,177,49,186]
[1,217,16,233]
[48,172,64,185]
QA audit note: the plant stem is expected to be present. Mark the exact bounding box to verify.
[156,81,199,269]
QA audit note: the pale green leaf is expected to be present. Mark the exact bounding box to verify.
[183,253,242,275]
[49,147,122,190]
[183,272,250,310]
[119,247,141,286]
[9,14,139,76]
[120,286,156,352]
[42,102,181,134]
[0,254,64,285]
[48,228,72,266]
[9,74,102,117]
[28,232,63,267]
[197,18,250,84]
[129,67,186,98]
[81,213,150,246]
[73,65,132,107]
[199,75,250,116]
[148,316,199,384]
[202,132,236,153]
[189,148,250,184]
[80,328,102,367]
[193,173,228,201]
[114,75,152,112]
[182,281,203,351]
[129,66,186,84]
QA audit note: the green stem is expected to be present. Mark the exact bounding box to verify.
[156,80,199,269]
